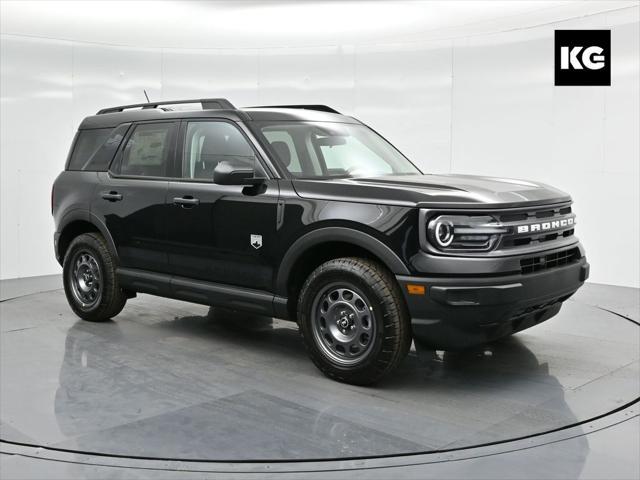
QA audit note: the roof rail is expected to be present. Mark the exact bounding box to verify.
[96,98,236,115]
[248,105,340,114]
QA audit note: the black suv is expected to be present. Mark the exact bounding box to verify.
[52,98,589,385]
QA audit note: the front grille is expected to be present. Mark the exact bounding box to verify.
[499,204,575,250]
[520,248,580,274]
[499,206,572,224]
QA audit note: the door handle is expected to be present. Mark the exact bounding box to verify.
[101,191,123,202]
[173,196,200,207]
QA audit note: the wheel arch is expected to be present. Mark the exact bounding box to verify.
[56,211,119,265]
[276,227,410,319]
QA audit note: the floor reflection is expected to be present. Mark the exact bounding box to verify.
[50,303,586,471]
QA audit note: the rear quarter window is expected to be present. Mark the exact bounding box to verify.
[67,124,129,171]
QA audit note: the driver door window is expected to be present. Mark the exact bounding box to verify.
[182,121,263,181]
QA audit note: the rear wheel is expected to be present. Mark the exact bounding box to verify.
[63,233,126,321]
[298,257,411,385]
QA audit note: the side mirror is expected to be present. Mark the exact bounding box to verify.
[213,160,265,186]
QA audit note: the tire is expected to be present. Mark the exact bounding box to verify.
[63,232,126,322]
[297,257,411,385]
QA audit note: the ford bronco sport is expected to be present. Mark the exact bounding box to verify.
[52,98,589,385]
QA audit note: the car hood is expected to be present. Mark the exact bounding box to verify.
[291,174,571,209]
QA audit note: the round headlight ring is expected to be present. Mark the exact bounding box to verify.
[434,220,454,248]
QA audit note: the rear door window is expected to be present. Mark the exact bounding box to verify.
[116,122,177,178]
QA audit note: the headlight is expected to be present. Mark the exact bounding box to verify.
[433,219,454,247]
[427,215,508,251]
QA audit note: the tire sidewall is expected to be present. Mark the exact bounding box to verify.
[298,264,395,380]
[63,234,118,321]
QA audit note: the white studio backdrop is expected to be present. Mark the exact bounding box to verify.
[1,3,638,287]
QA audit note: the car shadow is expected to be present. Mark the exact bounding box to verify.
[49,306,587,473]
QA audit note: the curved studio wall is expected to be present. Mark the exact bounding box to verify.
[1,6,638,286]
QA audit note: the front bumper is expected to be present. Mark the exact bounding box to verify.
[397,256,589,350]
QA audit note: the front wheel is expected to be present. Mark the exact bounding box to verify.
[63,233,126,322]
[297,257,411,385]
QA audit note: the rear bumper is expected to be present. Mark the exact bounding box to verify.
[54,232,62,265]
[397,257,589,350]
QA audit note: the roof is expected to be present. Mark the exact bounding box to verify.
[79,99,359,129]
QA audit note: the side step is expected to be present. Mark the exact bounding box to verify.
[117,268,283,317]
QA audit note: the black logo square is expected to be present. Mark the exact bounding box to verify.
[555,30,611,86]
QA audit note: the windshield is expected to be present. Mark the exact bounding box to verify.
[254,121,421,179]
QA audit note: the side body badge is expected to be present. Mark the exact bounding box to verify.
[250,234,262,250]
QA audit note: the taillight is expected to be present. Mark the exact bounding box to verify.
[51,184,55,215]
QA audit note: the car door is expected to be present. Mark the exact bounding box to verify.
[93,120,178,273]
[166,120,280,292]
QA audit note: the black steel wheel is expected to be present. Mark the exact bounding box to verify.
[63,233,126,322]
[311,283,377,366]
[298,257,411,385]
[68,250,102,310]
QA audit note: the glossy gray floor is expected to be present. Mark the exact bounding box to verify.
[0,278,638,479]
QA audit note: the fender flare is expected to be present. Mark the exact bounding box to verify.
[275,226,410,295]
[57,210,120,264]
